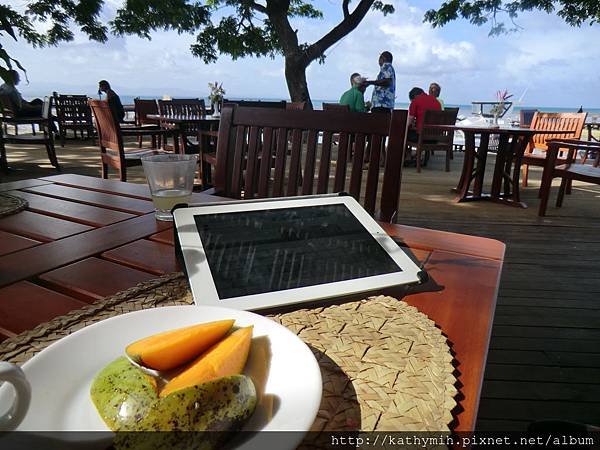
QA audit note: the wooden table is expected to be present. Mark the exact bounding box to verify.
[0,175,505,432]
[431,125,573,207]
[147,114,220,154]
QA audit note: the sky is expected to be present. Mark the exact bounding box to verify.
[3,0,600,108]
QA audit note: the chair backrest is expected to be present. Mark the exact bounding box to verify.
[286,101,307,111]
[0,94,17,117]
[214,105,408,222]
[53,93,93,126]
[158,98,206,117]
[519,109,538,128]
[530,112,587,150]
[419,109,459,143]
[134,98,159,125]
[222,99,286,109]
[88,99,123,155]
[322,103,350,112]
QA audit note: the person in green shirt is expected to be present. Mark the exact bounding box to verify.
[339,73,367,112]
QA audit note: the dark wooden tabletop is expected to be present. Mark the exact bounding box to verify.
[0,175,505,432]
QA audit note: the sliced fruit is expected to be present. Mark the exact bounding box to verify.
[125,319,235,371]
[91,356,256,438]
[160,326,254,398]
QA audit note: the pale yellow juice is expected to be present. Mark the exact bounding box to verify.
[151,189,192,211]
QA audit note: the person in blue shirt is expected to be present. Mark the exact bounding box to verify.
[364,51,395,113]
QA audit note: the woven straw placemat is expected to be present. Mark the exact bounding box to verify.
[0,273,457,432]
[0,193,28,217]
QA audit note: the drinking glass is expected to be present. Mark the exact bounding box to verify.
[141,154,198,221]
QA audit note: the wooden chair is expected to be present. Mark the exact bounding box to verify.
[52,93,95,147]
[0,96,59,171]
[522,112,586,188]
[158,99,207,153]
[322,103,350,112]
[133,98,161,148]
[286,101,307,111]
[538,139,600,216]
[211,105,409,222]
[406,109,458,172]
[519,109,538,128]
[88,99,168,181]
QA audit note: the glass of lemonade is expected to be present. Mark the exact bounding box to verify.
[141,154,198,221]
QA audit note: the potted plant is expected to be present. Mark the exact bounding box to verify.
[208,82,225,117]
[490,90,513,126]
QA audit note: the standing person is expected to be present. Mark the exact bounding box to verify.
[429,82,444,109]
[98,80,125,123]
[0,70,44,117]
[407,87,441,142]
[339,73,367,112]
[364,51,395,113]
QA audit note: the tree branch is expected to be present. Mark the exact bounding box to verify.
[266,0,299,55]
[305,0,375,63]
[342,0,350,18]
[251,2,267,14]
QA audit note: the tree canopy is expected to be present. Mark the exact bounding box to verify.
[1,1,599,99]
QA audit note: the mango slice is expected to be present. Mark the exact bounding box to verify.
[160,326,254,398]
[91,356,256,434]
[125,319,235,371]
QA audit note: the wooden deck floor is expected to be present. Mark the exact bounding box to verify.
[2,140,600,430]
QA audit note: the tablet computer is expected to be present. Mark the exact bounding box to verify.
[173,195,424,311]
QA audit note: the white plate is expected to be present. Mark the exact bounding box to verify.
[0,306,322,449]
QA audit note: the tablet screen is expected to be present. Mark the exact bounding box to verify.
[193,204,402,299]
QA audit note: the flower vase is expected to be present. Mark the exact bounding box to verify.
[492,113,499,127]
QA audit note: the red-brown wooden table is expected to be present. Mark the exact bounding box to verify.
[0,174,505,432]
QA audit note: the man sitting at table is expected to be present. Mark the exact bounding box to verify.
[0,69,44,117]
[408,87,441,142]
[339,73,368,112]
[98,80,125,123]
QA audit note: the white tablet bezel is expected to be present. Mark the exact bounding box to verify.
[173,195,423,311]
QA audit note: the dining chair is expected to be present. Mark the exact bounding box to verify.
[538,139,600,216]
[210,105,409,222]
[0,96,59,171]
[522,112,586,189]
[89,99,169,181]
[519,109,538,128]
[406,109,458,172]
[322,103,350,112]
[133,98,161,148]
[286,102,307,111]
[158,99,207,153]
[52,93,95,147]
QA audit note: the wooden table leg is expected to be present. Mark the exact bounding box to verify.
[472,133,490,197]
[491,134,510,198]
[454,131,476,201]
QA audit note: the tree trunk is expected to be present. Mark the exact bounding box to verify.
[285,55,311,107]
